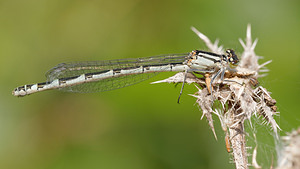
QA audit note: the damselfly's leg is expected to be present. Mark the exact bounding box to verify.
[177,69,215,103]
[211,68,223,83]
[220,67,226,81]
[177,69,188,103]
[191,69,216,95]
[205,73,213,94]
[209,68,223,96]
[218,67,244,86]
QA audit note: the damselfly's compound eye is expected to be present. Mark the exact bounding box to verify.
[226,49,239,65]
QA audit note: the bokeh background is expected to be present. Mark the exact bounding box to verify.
[1,0,299,168]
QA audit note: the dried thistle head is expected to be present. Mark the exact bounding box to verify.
[153,25,280,168]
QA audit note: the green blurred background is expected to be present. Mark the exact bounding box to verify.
[1,0,300,168]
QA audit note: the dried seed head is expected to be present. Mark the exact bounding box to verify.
[152,24,280,169]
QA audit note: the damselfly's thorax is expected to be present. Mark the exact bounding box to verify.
[184,49,239,71]
[186,49,238,66]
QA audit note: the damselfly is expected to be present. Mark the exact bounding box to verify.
[12,49,239,99]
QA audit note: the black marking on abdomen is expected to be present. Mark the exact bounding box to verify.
[37,82,47,88]
[119,66,140,70]
[144,63,169,67]
[142,62,182,71]
[18,86,25,91]
[143,65,151,70]
[25,84,33,89]
[85,74,93,80]
[59,75,81,84]
[85,70,111,77]
[113,68,121,74]
[59,75,81,81]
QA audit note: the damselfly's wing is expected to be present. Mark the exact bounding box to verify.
[58,73,158,93]
[45,54,187,93]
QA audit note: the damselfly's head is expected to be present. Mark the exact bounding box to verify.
[226,49,239,65]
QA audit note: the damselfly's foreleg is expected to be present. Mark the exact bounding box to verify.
[220,67,226,81]
[208,68,224,95]
[177,69,188,103]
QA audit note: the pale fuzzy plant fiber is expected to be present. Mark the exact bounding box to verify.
[277,128,300,169]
